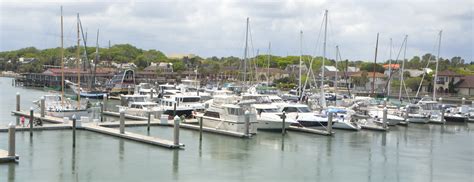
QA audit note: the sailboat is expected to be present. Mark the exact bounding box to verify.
[35,8,89,119]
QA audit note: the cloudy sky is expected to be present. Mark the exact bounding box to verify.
[0,0,472,62]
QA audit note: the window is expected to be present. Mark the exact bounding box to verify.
[182,97,200,102]
[227,108,244,115]
[283,107,298,113]
[297,107,311,113]
[204,111,220,118]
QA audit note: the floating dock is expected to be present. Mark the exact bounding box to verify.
[12,110,64,123]
[82,124,184,149]
[0,149,18,163]
[360,124,388,131]
[0,124,71,132]
[287,126,333,136]
[102,111,147,120]
[178,123,250,138]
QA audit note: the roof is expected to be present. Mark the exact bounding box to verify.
[437,70,462,77]
[383,64,400,70]
[324,66,338,72]
[457,75,474,88]
[42,68,116,76]
[255,68,288,74]
[350,71,387,78]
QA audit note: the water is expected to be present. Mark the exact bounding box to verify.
[0,77,472,181]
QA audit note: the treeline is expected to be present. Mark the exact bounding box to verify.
[0,44,470,76]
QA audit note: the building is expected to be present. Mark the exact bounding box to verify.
[143,62,173,73]
[255,68,289,82]
[434,70,463,93]
[456,75,474,96]
[350,71,387,92]
[324,66,338,72]
[168,53,196,60]
[111,62,137,70]
[285,64,308,78]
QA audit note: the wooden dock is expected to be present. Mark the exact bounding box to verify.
[360,124,388,131]
[82,124,183,149]
[0,124,71,132]
[0,149,18,163]
[178,123,250,138]
[102,111,148,120]
[12,110,64,123]
[287,126,333,136]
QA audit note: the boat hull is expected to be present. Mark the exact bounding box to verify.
[201,116,258,134]
[444,116,467,122]
[256,119,293,131]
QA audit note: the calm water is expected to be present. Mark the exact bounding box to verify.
[0,77,472,182]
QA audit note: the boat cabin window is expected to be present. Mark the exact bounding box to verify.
[297,107,311,113]
[204,111,220,118]
[227,108,244,115]
[182,97,200,102]
[131,104,143,109]
[282,107,298,113]
[257,108,279,114]
[407,106,420,113]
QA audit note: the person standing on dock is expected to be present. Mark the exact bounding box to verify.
[20,116,25,127]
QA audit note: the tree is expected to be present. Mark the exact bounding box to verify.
[360,62,384,73]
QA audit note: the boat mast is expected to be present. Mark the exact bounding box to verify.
[387,38,392,98]
[267,42,271,85]
[398,35,408,101]
[76,13,81,109]
[371,33,379,96]
[243,17,249,88]
[334,45,339,104]
[60,6,64,105]
[299,30,303,101]
[433,30,442,100]
[321,10,328,107]
[93,29,99,91]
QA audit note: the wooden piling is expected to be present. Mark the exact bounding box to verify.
[281,111,286,135]
[147,111,151,132]
[29,108,33,137]
[72,115,76,148]
[199,116,203,141]
[8,123,16,157]
[327,112,333,134]
[40,97,45,118]
[244,110,250,137]
[382,107,388,129]
[102,94,108,111]
[462,98,466,105]
[173,102,177,117]
[441,105,446,124]
[16,92,20,112]
[120,110,125,134]
[173,116,180,146]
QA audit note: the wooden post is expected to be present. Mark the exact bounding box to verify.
[120,109,125,134]
[150,89,154,99]
[383,98,387,108]
[281,111,286,135]
[127,85,131,95]
[16,92,20,112]
[383,107,388,129]
[72,115,76,148]
[244,110,250,137]
[441,104,446,124]
[173,116,180,146]
[404,107,409,123]
[327,112,333,134]
[8,123,16,157]
[173,102,177,117]
[102,94,107,111]
[40,97,45,118]
[147,111,151,132]
[199,116,203,141]
[462,97,465,105]
[29,107,33,137]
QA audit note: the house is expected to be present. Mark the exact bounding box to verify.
[347,66,359,72]
[434,70,462,93]
[143,62,173,73]
[255,68,289,82]
[350,71,387,92]
[111,62,137,70]
[285,64,308,78]
[456,75,474,96]
[168,53,196,60]
[324,66,338,72]
[383,64,400,70]
[18,57,38,64]
[404,69,425,77]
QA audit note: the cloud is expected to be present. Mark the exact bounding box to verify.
[0,0,472,62]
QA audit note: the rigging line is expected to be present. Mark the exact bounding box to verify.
[337,47,352,97]
[415,37,439,97]
[302,12,325,96]
[385,36,407,85]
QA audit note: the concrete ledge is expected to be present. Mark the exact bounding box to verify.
[360,124,388,131]
[0,124,72,132]
[12,110,64,123]
[0,149,18,163]
[287,126,333,136]
[83,124,184,149]
[179,123,250,138]
[102,111,147,120]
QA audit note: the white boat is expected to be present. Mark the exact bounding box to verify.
[159,94,204,118]
[201,95,258,134]
[135,83,159,99]
[34,95,89,120]
[280,104,331,128]
[326,107,361,131]
[403,104,429,123]
[254,104,298,131]
[120,95,163,117]
[368,109,404,126]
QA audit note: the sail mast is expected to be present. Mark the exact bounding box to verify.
[243,17,249,88]
[433,30,442,100]
[76,13,81,109]
[371,33,379,96]
[387,38,392,98]
[267,42,271,85]
[334,45,339,104]
[93,29,99,90]
[321,10,328,108]
[299,30,303,100]
[398,35,408,101]
[60,6,64,105]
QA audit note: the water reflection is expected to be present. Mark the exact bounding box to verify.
[8,163,15,182]
[71,148,76,175]
[280,135,285,151]
[172,150,179,180]
[119,140,125,160]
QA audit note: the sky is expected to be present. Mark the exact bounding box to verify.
[0,0,472,62]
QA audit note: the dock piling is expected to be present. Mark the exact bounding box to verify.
[327,112,333,134]
[173,116,180,146]
[147,111,151,132]
[173,103,177,117]
[383,98,387,108]
[72,115,76,148]
[150,89,154,99]
[404,107,409,123]
[40,97,45,118]
[441,105,446,124]
[199,116,203,141]
[102,94,108,111]
[8,123,16,157]
[16,92,20,112]
[128,85,131,95]
[382,107,388,129]
[244,110,250,137]
[120,109,125,134]
[462,97,466,105]
[282,111,286,135]
[29,107,33,137]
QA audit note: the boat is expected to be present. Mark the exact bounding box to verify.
[135,83,159,99]
[280,104,331,127]
[105,69,135,95]
[368,109,404,126]
[326,107,361,131]
[201,95,258,134]
[34,95,89,119]
[403,104,429,123]
[120,95,163,118]
[159,94,204,119]
[444,105,468,122]
[254,104,298,131]
[65,80,107,99]
[417,97,445,123]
